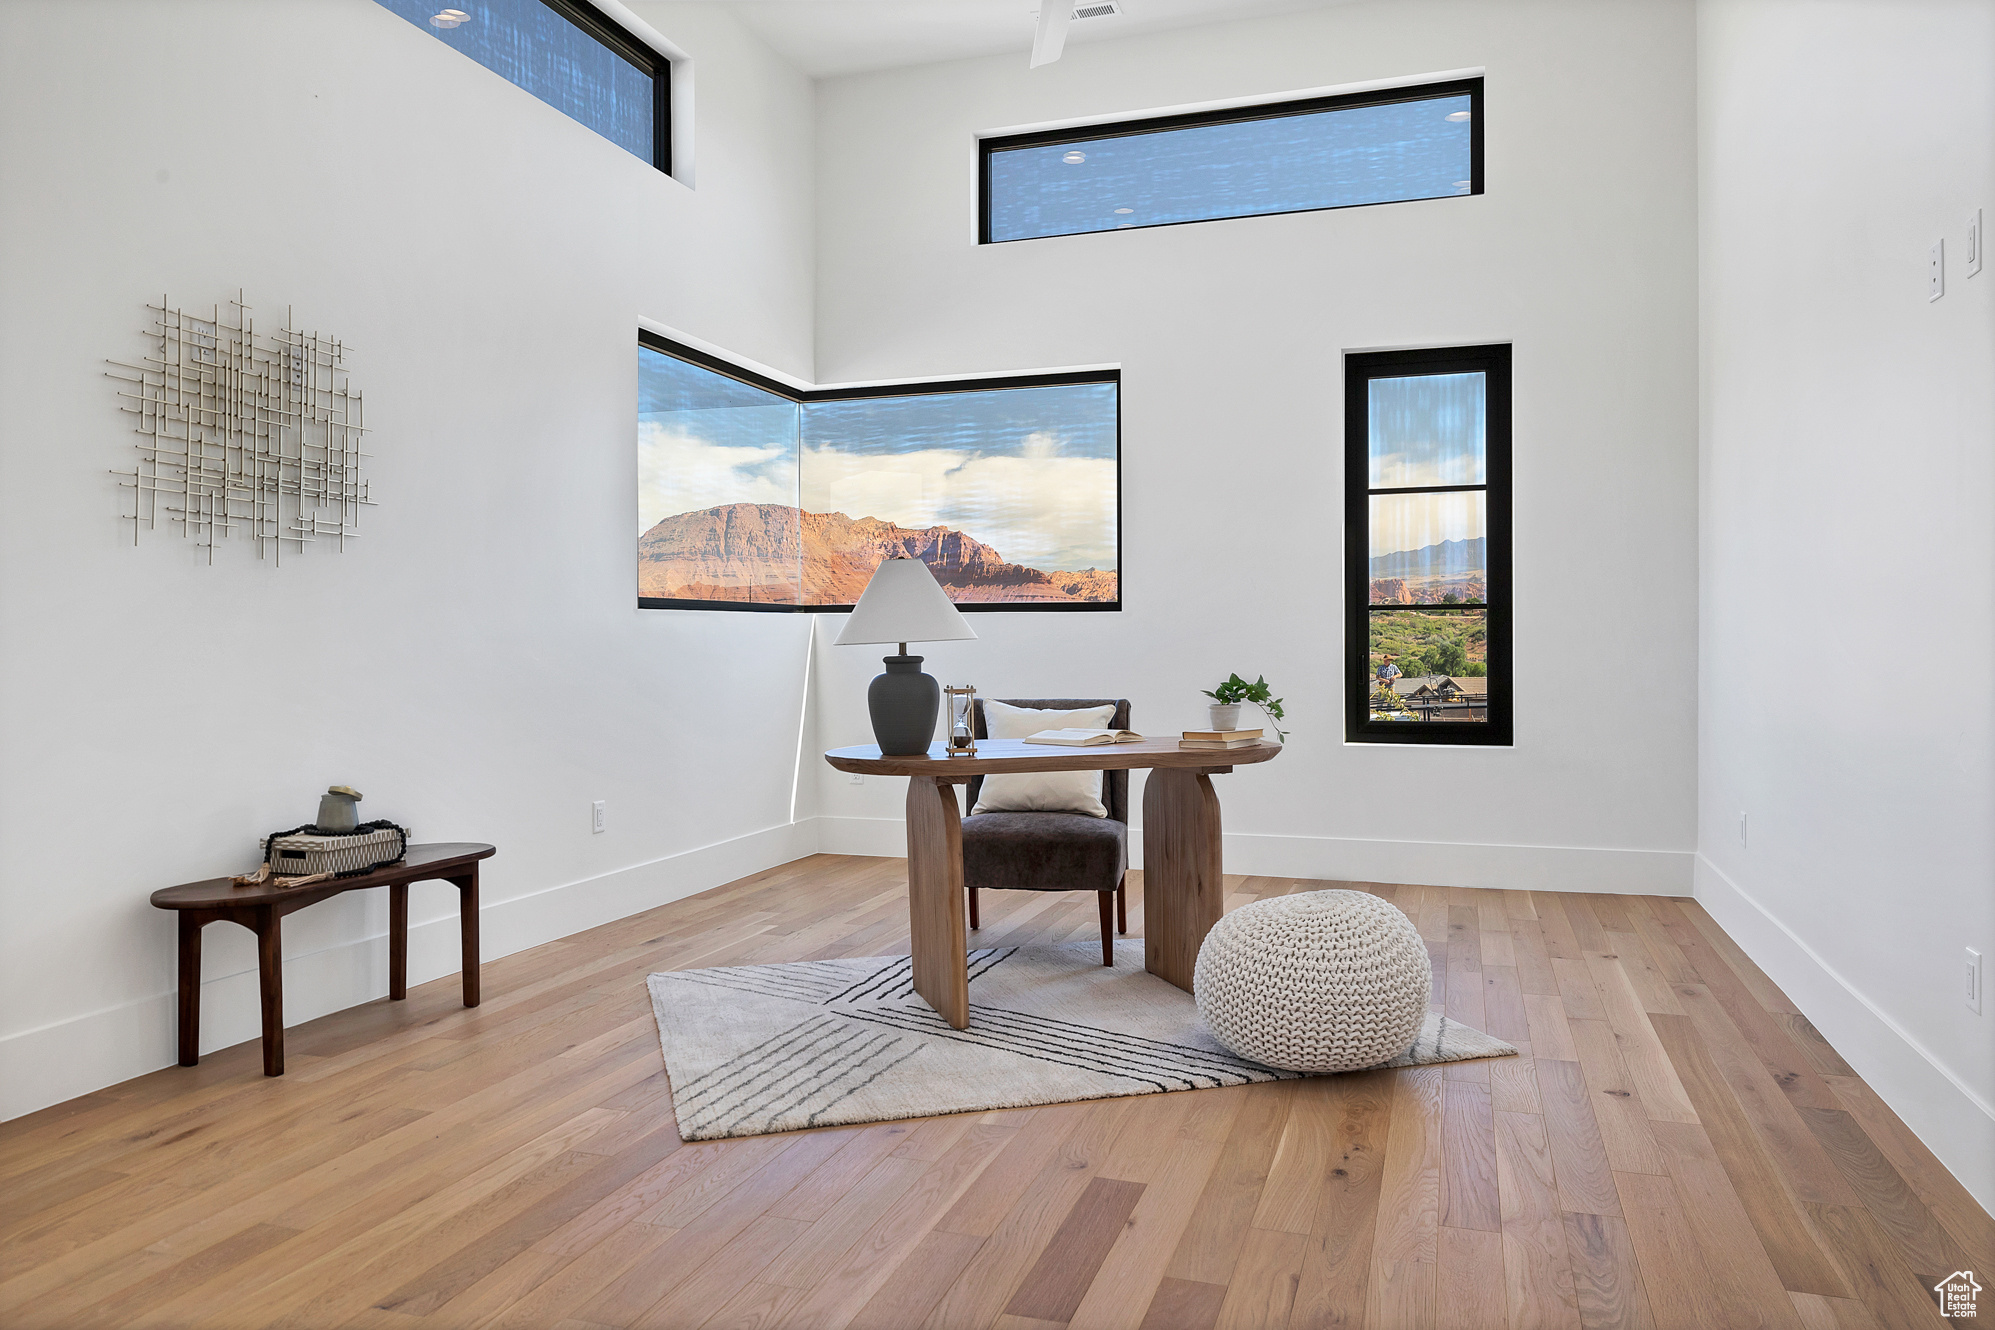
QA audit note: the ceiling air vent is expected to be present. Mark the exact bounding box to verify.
[1072,1,1122,19]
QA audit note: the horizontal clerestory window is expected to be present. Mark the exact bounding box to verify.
[374,0,669,173]
[637,334,1120,612]
[981,78,1481,243]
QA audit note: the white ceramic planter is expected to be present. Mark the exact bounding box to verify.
[1207,703,1243,731]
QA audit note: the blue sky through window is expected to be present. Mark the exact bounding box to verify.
[375,0,655,164]
[988,94,1472,242]
[1369,373,1486,489]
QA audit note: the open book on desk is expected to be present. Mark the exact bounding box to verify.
[1022,728,1145,746]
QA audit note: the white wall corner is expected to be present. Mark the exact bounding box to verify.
[1693,854,1995,1215]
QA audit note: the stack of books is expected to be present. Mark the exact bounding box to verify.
[1179,728,1264,750]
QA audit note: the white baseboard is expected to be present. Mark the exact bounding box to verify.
[814,816,1693,895]
[0,820,819,1123]
[1693,853,1995,1215]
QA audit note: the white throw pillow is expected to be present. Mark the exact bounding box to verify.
[971,700,1115,818]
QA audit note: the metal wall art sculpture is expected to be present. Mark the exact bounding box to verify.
[108,293,370,564]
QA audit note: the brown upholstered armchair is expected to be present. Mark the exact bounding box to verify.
[961,698,1130,966]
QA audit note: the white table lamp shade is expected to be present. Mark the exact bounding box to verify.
[835,557,978,647]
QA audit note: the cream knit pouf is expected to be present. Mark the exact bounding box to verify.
[1193,890,1432,1073]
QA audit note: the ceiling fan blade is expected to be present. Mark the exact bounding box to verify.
[1030,3,1072,67]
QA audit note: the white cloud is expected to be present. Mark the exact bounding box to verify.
[1371,449,1482,487]
[638,423,796,535]
[800,438,1116,571]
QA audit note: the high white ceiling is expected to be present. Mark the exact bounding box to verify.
[719,0,1359,80]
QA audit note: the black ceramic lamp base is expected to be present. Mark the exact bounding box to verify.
[868,655,940,756]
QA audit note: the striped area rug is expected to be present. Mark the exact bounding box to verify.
[647,940,1515,1140]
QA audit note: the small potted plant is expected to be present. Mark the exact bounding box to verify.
[1201,673,1288,741]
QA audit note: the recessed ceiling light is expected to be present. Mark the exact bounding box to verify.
[1062,151,1087,164]
[1113,207,1133,214]
[1445,110,1471,122]
[431,8,468,27]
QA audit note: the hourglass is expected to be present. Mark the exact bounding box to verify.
[944,684,978,756]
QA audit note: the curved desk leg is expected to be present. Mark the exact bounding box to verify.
[905,776,969,1029]
[1142,768,1225,993]
[177,912,204,1067]
[255,905,284,1077]
[454,867,481,1007]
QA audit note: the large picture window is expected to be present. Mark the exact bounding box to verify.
[375,0,669,173]
[1345,345,1511,744]
[638,335,1119,611]
[981,78,1481,244]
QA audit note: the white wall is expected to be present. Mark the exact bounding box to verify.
[1696,0,1995,1210]
[0,0,818,1120]
[808,0,1702,894]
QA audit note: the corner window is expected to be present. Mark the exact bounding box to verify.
[638,335,1120,612]
[981,78,1480,244]
[375,0,669,173]
[1345,345,1511,744]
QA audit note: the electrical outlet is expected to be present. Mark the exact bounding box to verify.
[1969,947,1983,1014]
[1739,811,1748,848]
[847,773,865,786]
[1969,208,1984,278]
[1930,239,1944,301]
[591,800,606,834]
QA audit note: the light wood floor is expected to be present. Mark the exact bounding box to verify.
[3,856,1989,1330]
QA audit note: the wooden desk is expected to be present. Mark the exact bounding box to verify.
[824,739,1280,1029]
[150,842,495,1076]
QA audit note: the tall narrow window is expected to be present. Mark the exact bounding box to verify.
[375,0,670,173]
[982,79,1480,244]
[1345,345,1511,744]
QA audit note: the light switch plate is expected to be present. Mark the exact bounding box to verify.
[1969,208,1983,278]
[1930,240,1945,301]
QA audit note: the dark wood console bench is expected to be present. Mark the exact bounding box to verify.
[150,842,496,1076]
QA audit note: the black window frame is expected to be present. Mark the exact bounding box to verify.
[637,330,1122,614]
[545,0,671,176]
[979,77,1482,245]
[1344,343,1512,746]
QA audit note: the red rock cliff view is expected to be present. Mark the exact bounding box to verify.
[639,503,1118,605]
